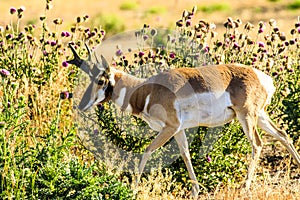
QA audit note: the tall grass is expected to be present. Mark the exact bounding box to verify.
[0,2,299,200]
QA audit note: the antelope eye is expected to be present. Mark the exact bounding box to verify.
[97,80,104,85]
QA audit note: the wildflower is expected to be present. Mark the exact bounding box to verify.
[279,33,286,41]
[150,28,157,36]
[233,42,240,49]
[53,18,63,25]
[10,7,17,14]
[298,27,300,34]
[50,41,56,46]
[40,15,46,21]
[206,155,212,162]
[186,19,192,27]
[273,27,279,33]
[60,91,72,99]
[169,52,176,59]
[216,41,223,47]
[258,28,264,34]
[295,22,300,28]
[6,34,13,40]
[138,51,145,57]
[284,41,289,46]
[0,121,5,128]
[0,69,10,76]
[192,5,197,14]
[258,42,265,48]
[62,61,69,67]
[17,6,26,17]
[272,72,278,76]
[244,22,254,31]
[182,10,189,18]
[176,20,183,27]
[143,35,149,41]
[100,30,105,36]
[116,49,123,56]
[94,129,100,134]
[97,103,104,112]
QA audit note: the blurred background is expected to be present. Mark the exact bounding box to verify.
[1,0,299,35]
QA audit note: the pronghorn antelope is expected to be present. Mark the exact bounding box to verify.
[67,43,300,198]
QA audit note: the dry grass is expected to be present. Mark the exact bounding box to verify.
[132,164,300,199]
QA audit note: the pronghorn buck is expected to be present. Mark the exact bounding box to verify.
[67,43,300,198]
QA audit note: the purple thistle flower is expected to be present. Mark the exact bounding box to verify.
[65,31,71,37]
[60,91,70,99]
[138,51,145,57]
[10,7,17,14]
[258,41,265,48]
[186,19,192,27]
[289,68,294,73]
[258,28,264,34]
[169,52,176,59]
[50,41,56,46]
[0,69,10,76]
[298,27,300,34]
[216,41,223,47]
[62,61,69,67]
[100,30,105,36]
[143,35,149,41]
[18,6,26,13]
[285,41,289,46]
[61,31,66,37]
[233,42,240,49]
[116,49,123,56]
[206,155,212,162]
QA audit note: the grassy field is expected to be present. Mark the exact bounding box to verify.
[1,0,300,32]
[1,0,300,199]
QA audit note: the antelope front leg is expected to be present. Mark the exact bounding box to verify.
[137,125,179,184]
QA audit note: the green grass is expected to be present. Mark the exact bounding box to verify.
[91,13,125,35]
[287,0,300,10]
[146,6,167,14]
[199,3,230,13]
[120,1,139,11]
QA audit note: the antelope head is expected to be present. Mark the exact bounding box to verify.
[67,43,112,111]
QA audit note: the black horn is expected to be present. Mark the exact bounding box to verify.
[67,43,83,67]
[67,43,90,75]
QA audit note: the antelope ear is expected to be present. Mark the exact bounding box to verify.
[101,55,110,72]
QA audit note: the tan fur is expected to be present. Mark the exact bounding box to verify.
[111,64,268,123]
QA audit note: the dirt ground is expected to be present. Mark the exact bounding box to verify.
[1,0,299,33]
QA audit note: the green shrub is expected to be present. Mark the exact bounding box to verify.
[287,0,300,10]
[199,3,230,13]
[120,1,139,11]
